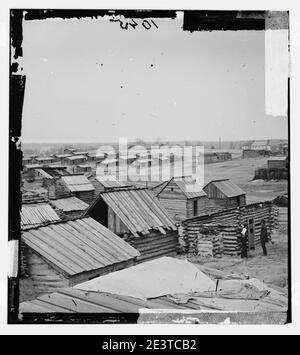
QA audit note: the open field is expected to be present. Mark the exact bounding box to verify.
[203,156,288,203]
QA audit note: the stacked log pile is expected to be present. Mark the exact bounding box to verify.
[196,225,224,259]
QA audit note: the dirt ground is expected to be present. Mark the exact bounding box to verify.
[204,155,288,203]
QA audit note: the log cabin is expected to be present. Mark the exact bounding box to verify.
[85,187,178,263]
[182,201,278,257]
[21,217,140,297]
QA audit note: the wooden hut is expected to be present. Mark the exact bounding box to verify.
[54,154,72,164]
[152,176,208,222]
[76,164,92,174]
[64,148,77,155]
[22,157,32,165]
[34,157,57,165]
[65,155,88,166]
[242,149,270,159]
[182,201,278,257]
[203,179,246,209]
[267,157,288,169]
[60,175,95,204]
[49,196,89,220]
[251,140,271,151]
[21,217,140,297]
[85,187,178,262]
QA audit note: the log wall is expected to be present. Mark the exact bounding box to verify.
[127,231,179,263]
[182,202,278,257]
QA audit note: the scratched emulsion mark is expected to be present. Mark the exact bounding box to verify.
[265,11,289,117]
[9,9,25,323]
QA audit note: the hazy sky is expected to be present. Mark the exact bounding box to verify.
[21,14,288,143]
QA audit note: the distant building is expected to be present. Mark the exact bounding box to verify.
[242,149,270,159]
[268,156,288,169]
[251,140,271,151]
[34,157,57,164]
[65,155,88,165]
[64,148,77,155]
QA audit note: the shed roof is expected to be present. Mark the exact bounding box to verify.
[205,179,245,198]
[155,176,206,199]
[22,217,140,276]
[268,156,287,161]
[35,169,54,180]
[21,203,60,230]
[88,188,176,237]
[50,197,89,212]
[96,175,132,189]
[251,140,269,146]
[35,157,56,161]
[61,175,95,192]
[65,155,87,161]
[55,154,72,158]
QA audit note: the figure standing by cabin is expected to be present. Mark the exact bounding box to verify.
[241,224,248,259]
[260,219,268,256]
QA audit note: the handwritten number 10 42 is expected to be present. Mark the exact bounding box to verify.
[110,18,159,30]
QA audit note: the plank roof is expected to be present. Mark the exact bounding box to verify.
[155,176,207,199]
[65,155,87,161]
[21,203,60,230]
[205,179,245,198]
[88,188,176,237]
[50,197,89,212]
[61,175,95,192]
[22,217,140,276]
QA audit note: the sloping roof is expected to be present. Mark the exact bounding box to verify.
[268,156,287,161]
[251,140,269,146]
[96,175,132,189]
[22,190,48,205]
[61,175,95,192]
[21,203,60,230]
[22,217,140,276]
[35,169,54,180]
[55,154,72,158]
[205,179,245,198]
[35,157,56,161]
[89,188,176,237]
[154,177,207,199]
[50,197,89,212]
[65,155,87,161]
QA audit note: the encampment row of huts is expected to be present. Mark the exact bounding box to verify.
[18,146,282,321]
